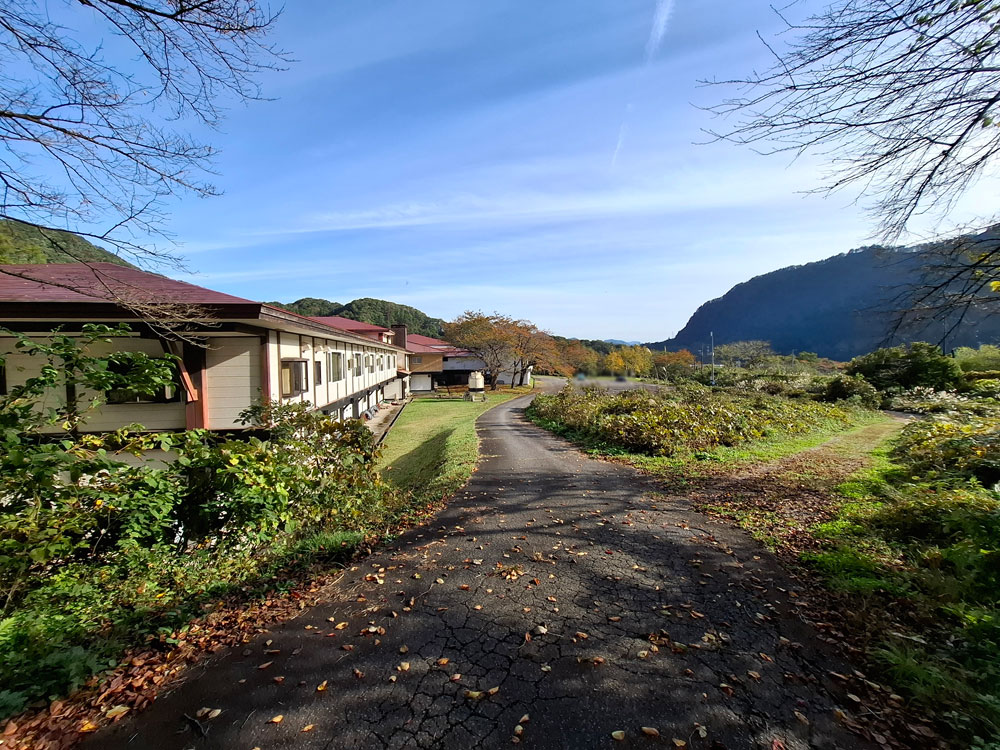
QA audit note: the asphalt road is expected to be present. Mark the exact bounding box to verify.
[91,383,874,750]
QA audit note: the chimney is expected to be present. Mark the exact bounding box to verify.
[390,324,408,350]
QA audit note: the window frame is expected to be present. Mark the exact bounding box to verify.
[327,351,343,381]
[105,359,180,405]
[280,359,309,398]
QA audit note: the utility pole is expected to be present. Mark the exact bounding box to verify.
[710,331,716,387]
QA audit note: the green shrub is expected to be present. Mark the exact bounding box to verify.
[847,342,963,393]
[893,418,1000,485]
[970,379,1000,398]
[821,374,882,408]
[527,385,857,457]
[955,345,1000,373]
[0,326,400,717]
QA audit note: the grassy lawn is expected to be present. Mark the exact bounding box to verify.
[378,386,533,504]
[622,410,891,484]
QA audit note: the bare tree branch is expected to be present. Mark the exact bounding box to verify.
[708,0,1000,239]
[0,0,287,263]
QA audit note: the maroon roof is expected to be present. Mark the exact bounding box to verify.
[405,333,472,357]
[0,263,256,305]
[311,316,389,333]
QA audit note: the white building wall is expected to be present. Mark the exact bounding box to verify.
[205,337,261,430]
[0,335,186,433]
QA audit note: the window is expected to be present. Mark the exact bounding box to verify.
[315,360,323,385]
[365,354,373,373]
[106,359,179,404]
[280,359,309,397]
[327,352,343,381]
[378,355,384,370]
[412,356,423,364]
[353,355,362,376]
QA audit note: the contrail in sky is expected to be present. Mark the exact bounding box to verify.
[612,0,676,167]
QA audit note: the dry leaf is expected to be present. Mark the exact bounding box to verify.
[258,661,273,670]
[514,725,524,736]
[673,740,687,748]
[334,622,349,630]
[641,727,660,737]
[612,730,626,741]
[465,690,484,700]
[268,714,284,724]
[105,706,129,720]
[301,724,316,733]
[487,686,500,695]
[520,714,530,724]
[207,708,222,720]
[317,680,328,692]
[436,658,450,666]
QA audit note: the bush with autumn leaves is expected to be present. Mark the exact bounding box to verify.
[0,326,401,718]
[527,384,857,456]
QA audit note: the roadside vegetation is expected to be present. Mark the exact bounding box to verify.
[379,387,533,506]
[529,340,1000,748]
[0,326,412,723]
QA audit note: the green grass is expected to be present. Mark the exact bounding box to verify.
[378,387,533,504]
[559,410,889,484]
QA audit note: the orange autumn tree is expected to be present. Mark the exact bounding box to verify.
[506,320,567,386]
[653,349,696,379]
[444,312,516,390]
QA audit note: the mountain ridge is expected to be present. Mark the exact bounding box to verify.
[647,233,1000,359]
[268,297,446,338]
[0,219,135,267]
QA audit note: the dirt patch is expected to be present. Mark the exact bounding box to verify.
[686,419,906,560]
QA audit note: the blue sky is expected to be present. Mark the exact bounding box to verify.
[121,0,992,341]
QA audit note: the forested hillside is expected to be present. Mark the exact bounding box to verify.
[650,234,1000,359]
[0,219,134,266]
[270,296,446,337]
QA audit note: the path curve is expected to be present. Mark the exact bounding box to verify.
[92,387,877,750]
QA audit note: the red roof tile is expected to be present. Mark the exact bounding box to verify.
[404,333,473,357]
[0,263,256,306]
[310,316,389,333]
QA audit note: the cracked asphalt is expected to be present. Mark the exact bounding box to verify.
[91,387,878,750]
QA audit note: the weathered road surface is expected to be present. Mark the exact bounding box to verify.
[93,388,875,750]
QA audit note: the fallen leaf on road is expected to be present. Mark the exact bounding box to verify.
[612,730,625,741]
[301,724,315,732]
[268,715,283,724]
[641,727,660,737]
[317,680,328,691]
[105,706,129,720]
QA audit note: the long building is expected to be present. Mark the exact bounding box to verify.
[0,264,409,433]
